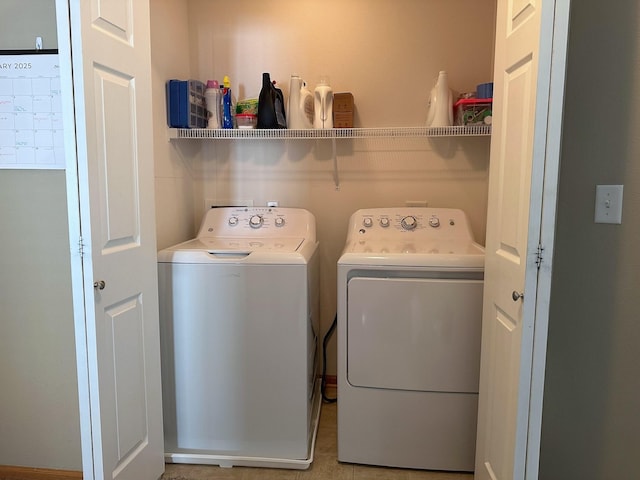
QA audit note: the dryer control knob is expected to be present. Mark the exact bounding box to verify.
[380,217,390,228]
[228,216,239,226]
[428,217,441,228]
[401,215,417,230]
[363,217,373,228]
[249,215,263,229]
[275,217,285,227]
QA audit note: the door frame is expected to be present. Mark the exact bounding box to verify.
[55,0,572,478]
[524,1,571,477]
[56,0,96,478]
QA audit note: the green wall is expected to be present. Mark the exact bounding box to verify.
[540,1,640,478]
[0,0,81,471]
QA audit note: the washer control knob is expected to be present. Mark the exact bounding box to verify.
[228,216,239,226]
[249,215,263,229]
[428,217,441,228]
[363,217,373,228]
[274,217,285,227]
[380,217,390,228]
[401,215,417,230]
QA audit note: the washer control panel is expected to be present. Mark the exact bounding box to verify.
[197,206,315,240]
[352,207,473,240]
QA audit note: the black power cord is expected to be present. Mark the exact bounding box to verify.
[321,314,338,403]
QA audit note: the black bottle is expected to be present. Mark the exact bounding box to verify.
[257,72,287,129]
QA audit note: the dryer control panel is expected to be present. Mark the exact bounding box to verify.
[339,208,484,271]
[347,208,475,241]
[197,207,317,240]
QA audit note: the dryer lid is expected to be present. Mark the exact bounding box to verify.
[344,237,483,255]
[339,238,485,268]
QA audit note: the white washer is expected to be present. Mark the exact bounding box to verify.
[158,207,321,469]
[337,208,485,471]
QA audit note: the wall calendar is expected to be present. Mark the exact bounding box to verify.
[0,52,65,170]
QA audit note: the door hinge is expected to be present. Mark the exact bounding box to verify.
[536,244,544,268]
[78,236,85,257]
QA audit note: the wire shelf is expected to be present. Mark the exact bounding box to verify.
[168,125,491,140]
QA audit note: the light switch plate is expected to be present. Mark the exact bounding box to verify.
[594,185,623,224]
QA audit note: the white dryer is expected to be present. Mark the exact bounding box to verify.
[337,208,484,472]
[158,207,321,469]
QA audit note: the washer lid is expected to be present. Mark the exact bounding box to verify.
[157,236,312,264]
[162,237,304,256]
[197,236,304,253]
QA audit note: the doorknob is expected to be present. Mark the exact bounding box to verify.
[94,280,106,290]
[512,290,524,301]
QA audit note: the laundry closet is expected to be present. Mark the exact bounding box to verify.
[151,0,497,376]
[3,0,495,470]
[10,1,640,478]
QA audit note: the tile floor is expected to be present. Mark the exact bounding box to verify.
[161,389,473,480]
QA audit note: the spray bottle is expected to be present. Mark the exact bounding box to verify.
[222,75,234,129]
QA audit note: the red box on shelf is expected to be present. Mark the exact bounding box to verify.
[453,98,493,126]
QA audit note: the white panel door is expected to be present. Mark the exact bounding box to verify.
[62,0,164,479]
[475,0,569,478]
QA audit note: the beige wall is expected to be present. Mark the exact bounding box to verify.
[0,2,80,470]
[154,0,496,375]
[539,1,640,478]
[151,0,203,250]
[1,0,58,50]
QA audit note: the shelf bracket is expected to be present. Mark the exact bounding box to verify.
[332,137,340,190]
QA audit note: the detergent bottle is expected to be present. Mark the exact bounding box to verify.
[313,76,333,129]
[426,71,454,127]
[300,81,314,127]
[257,72,287,129]
[287,75,314,129]
[204,80,221,129]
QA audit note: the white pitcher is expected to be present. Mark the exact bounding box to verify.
[288,75,314,129]
[314,76,333,129]
[426,71,453,127]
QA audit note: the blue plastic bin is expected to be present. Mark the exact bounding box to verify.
[166,79,207,128]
